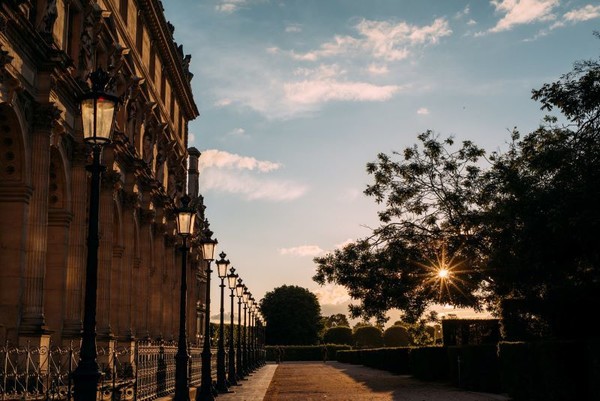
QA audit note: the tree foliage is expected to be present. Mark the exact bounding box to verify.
[322,313,350,329]
[260,285,323,345]
[314,44,600,339]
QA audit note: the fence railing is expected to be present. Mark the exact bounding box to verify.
[0,341,219,401]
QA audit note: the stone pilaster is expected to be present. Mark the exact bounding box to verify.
[19,102,61,337]
[96,166,121,339]
[62,143,88,338]
[117,188,139,340]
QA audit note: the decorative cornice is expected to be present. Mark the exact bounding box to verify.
[32,103,62,132]
[138,0,199,120]
[0,182,33,202]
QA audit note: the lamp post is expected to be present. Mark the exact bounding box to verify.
[215,252,230,393]
[249,298,256,370]
[73,68,118,401]
[226,268,238,386]
[242,288,250,375]
[196,234,217,401]
[173,195,196,401]
[235,279,244,380]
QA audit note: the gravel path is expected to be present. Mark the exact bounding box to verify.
[262,362,510,401]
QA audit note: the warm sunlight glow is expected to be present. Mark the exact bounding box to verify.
[416,243,471,304]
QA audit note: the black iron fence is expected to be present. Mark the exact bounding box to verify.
[0,341,219,401]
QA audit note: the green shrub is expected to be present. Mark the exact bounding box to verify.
[336,347,410,374]
[383,325,410,347]
[323,326,353,345]
[353,326,383,348]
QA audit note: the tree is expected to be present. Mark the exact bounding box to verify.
[322,313,350,329]
[323,326,353,345]
[260,285,323,345]
[314,42,600,340]
[353,325,383,348]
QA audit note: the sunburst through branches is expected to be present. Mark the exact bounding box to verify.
[418,244,469,304]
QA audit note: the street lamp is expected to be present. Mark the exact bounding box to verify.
[242,288,250,375]
[73,68,118,401]
[235,279,244,380]
[173,195,196,401]
[215,252,230,393]
[196,233,217,401]
[227,267,238,386]
[249,298,256,370]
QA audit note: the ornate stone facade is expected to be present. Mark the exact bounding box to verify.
[0,0,206,350]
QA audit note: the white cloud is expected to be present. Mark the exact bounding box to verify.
[563,4,600,22]
[189,133,196,143]
[467,19,478,26]
[417,107,430,115]
[198,150,306,201]
[227,127,247,137]
[367,63,389,75]
[199,149,281,172]
[455,5,471,19]
[284,80,401,105]
[214,98,233,107]
[313,284,352,306]
[488,0,559,33]
[199,169,308,201]
[215,0,248,13]
[285,24,302,33]
[279,245,324,257]
[290,17,451,62]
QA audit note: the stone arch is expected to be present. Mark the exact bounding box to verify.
[0,103,31,344]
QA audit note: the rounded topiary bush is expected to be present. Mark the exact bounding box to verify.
[323,326,353,345]
[383,325,410,347]
[353,326,383,348]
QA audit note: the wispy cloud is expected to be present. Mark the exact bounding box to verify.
[488,0,559,33]
[563,4,600,22]
[289,17,451,62]
[367,63,390,75]
[215,0,248,14]
[200,169,308,201]
[334,238,355,249]
[417,107,430,115]
[285,23,302,33]
[454,5,471,19]
[226,127,248,138]
[199,149,281,172]
[198,150,307,201]
[284,80,401,104]
[279,245,324,257]
[215,98,233,107]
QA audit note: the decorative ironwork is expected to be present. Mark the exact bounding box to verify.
[0,340,204,401]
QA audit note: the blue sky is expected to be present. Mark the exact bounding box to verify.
[163,0,600,323]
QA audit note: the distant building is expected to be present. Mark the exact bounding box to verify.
[0,0,207,354]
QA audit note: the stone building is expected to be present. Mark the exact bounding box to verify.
[0,0,208,355]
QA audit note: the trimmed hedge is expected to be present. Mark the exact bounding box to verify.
[336,347,411,374]
[409,346,448,381]
[447,344,501,393]
[499,340,599,401]
[265,345,351,361]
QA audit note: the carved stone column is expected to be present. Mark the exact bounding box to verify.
[19,103,61,344]
[62,143,88,340]
[117,188,139,340]
[96,166,120,340]
[137,206,155,339]
[150,205,166,338]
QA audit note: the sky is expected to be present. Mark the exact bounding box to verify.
[162,0,600,325]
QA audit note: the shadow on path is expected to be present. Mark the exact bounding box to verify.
[263,361,509,401]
